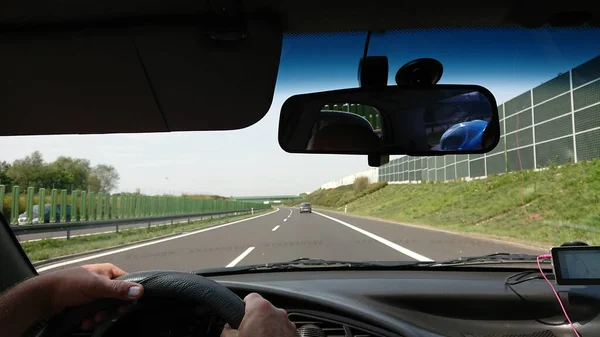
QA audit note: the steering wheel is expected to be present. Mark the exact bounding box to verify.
[40,271,246,336]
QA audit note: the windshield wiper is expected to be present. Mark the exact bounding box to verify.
[193,257,422,276]
[246,257,414,270]
[427,253,551,267]
[193,254,551,276]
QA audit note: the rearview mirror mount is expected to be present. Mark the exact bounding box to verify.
[368,154,390,167]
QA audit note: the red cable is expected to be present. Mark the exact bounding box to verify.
[537,254,581,337]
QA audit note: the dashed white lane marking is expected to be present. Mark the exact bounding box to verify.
[272,225,280,232]
[37,208,279,272]
[313,211,433,262]
[283,218,288,222]
[226,247,255,267]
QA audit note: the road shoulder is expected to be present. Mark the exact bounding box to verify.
[315,208,548,251]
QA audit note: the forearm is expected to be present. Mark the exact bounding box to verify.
[0,276,53,337]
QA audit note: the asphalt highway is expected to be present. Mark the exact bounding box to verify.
[35,207,543,273]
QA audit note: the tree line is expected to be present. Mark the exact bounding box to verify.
[0,151,120,193]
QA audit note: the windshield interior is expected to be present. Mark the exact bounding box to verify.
[3,27,600,271]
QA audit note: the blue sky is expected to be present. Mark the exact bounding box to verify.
[1,28,599,196]
[279,28,600,102]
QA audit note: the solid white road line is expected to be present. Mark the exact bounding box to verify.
[37,208,280,272]
[313,211,433,262]
[272,225,280,232]
[226,247,255,267]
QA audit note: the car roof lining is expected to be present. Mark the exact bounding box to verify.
[2,0,598,32]
[0,0,598,136]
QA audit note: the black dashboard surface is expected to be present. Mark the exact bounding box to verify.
[210,269,600,337]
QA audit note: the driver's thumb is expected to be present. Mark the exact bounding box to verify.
[95,278,144,300]
[220,324,239,337]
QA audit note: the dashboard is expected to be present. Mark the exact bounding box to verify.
[86,269,600,337]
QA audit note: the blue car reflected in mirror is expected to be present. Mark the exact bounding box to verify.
[439,120,489,151]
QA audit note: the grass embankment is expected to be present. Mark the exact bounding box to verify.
[288,179,388,208]
[22,209,270,263]
[300,160,600,247]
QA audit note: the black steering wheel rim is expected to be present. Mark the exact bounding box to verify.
[41,271,245,336]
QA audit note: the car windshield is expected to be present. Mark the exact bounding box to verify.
[3,27,600,272]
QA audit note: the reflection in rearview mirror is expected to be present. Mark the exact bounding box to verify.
[278,85,499,155]
[308,104,382,152]
[425,92,493,151]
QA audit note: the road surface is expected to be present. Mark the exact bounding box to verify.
[35,207,543,273]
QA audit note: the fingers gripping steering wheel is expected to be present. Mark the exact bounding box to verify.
[41,271,245,336]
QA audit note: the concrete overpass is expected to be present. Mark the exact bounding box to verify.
[230,195,303,204]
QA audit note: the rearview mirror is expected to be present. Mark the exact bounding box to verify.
[278,85,500,156]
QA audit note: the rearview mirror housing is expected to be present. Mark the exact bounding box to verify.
[278,85,500,157]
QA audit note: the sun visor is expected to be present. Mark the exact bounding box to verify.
[131,20,282,131]
[0,19,282,136]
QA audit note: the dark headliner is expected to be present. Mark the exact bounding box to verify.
[0,0,597,136]
[1,0,598,31]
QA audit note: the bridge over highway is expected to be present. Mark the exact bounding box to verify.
[230,195,303,204]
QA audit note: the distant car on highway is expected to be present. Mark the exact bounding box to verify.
[299,202,312,213]
[17,204,72,225]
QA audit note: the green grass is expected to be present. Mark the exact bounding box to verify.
[293,181,388,208]
[22,210,269,262]
[304,159,600,247]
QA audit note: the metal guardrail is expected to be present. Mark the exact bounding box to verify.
[10,208,262,239]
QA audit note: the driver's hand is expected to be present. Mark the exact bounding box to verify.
[221,293,298,337]
[44,263,144,329]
